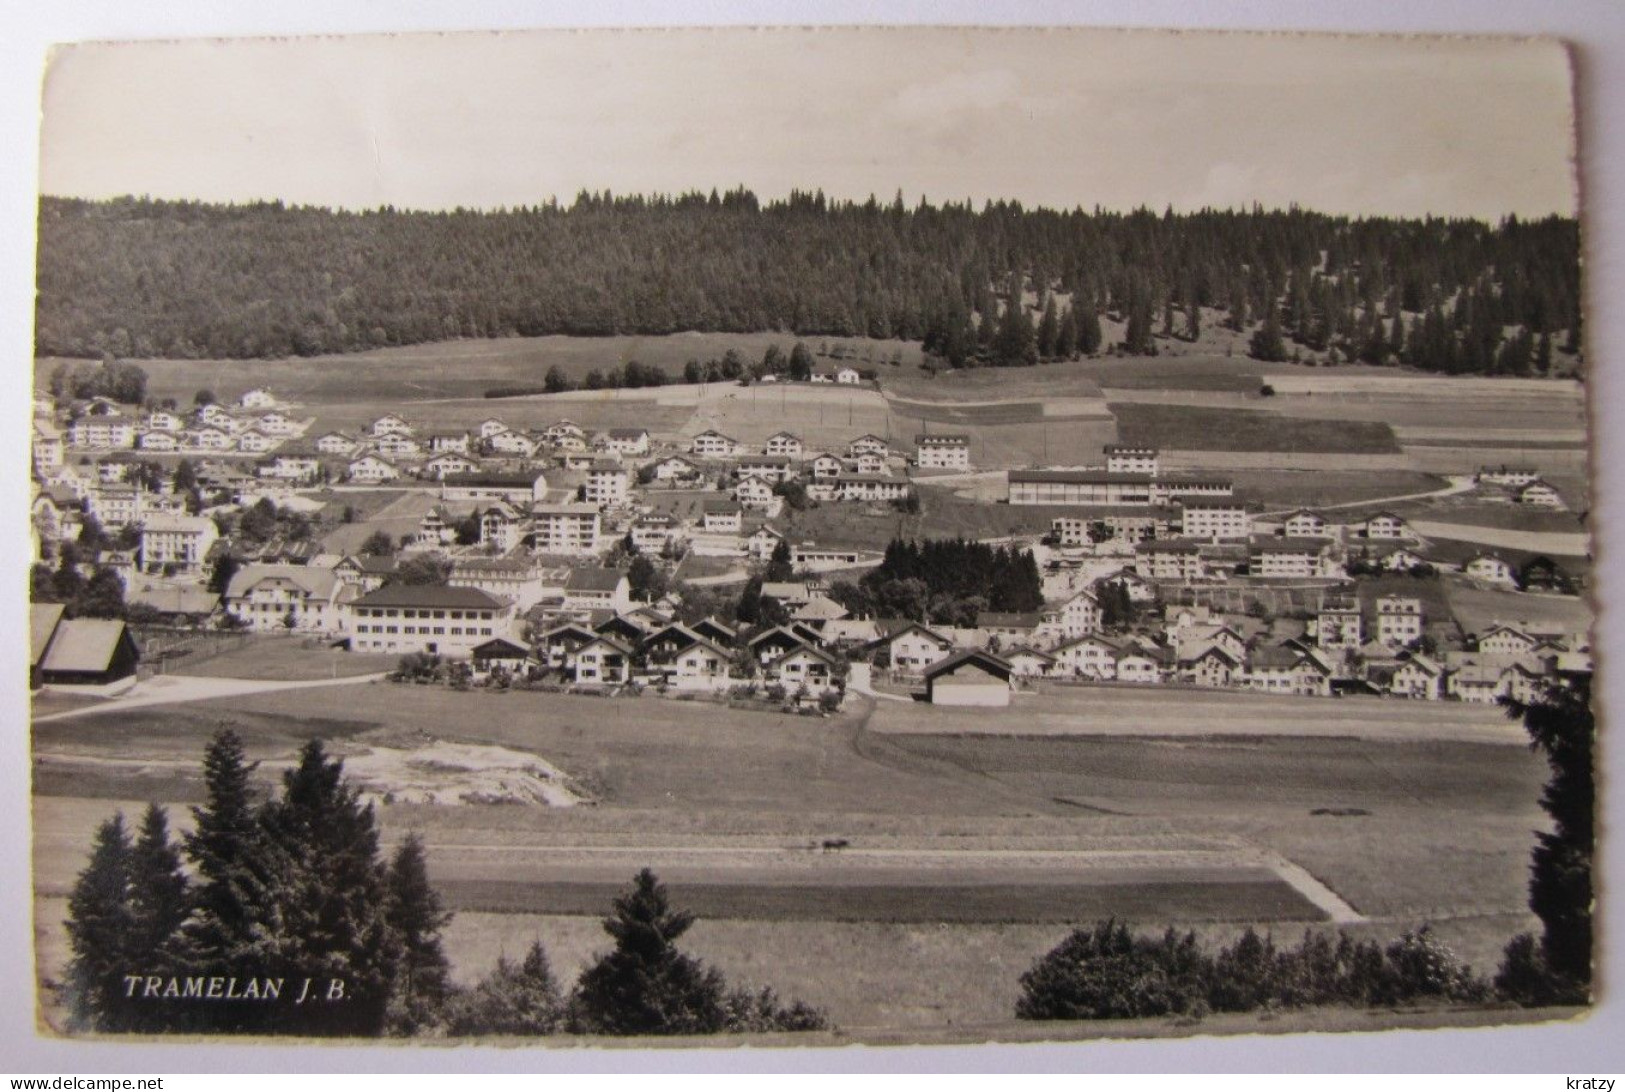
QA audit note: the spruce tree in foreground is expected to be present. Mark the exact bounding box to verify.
[570,869,827,1036]
[385,833,453,1034]
[1496,677,1594,1004]
[64,814,136,1031]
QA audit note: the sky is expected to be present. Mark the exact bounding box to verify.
[39,26,1578,222]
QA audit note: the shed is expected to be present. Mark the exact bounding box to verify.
[924,649,1013,707]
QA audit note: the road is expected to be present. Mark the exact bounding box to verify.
[1258,474,1477,517]
[32,671,391,724]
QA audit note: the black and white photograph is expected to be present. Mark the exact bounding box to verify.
[14,15,1608,1062]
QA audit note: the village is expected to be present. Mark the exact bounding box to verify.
[27,380,1591,713]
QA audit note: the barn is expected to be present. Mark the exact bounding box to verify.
[924,649,1013,707]
[33,608,141,687]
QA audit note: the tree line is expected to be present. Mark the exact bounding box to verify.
[63,730,827,1037]
[36,193,1578,378]
[826,537,1045,628]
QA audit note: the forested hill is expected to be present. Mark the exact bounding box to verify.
[36,191,1580,375]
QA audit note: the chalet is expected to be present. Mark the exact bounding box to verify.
[1516,480,1565,508]
[145,410,186,433]
[563,567,632,613]
[532,504,602,555]
[1375,595,1424,647]
[478,418,511,440]
[835,475,910,503]
[1389,654,1444,700]
[649,455,704,483]
[769,644,842,697]
[1503,659,1553,706]
[1477,465,1539,486]
[914,434,971,471]
[374,433,423,459]
[263,449,322,483]
[794,595,850,626]
[347,454,400,484]
[598,428,651,456]
[735,475,776,510]
[237,387,278,410]
[255,410,298,436]
[369,413,414,438]
[1477,624,1538,657]
[1241,645,1333,697]
[692,617,738,645]
[583,461,630,507]
[332,554,398,592]
[423,452,481,479]
[1180,644,1242,688]
[1465,553,1518,587]
[879,622,956,674]
[138,430,178,454]
[223,564,344,633]
[558,451,595,470]
[761,582,814,608]
[1361,512,1410,540]
[595,612,652,648]
[236,429,276,454]
[640,622,705,664]
[1003,647,1055,678]
[852,452,887,476]
[834,366,861,385]
[346,584,515,657]
[925,650,1012,707]
[1115,643,1172,684]
[32,609,140,687]
[489,430,542,457]
[809,453,844,479]
[428,432,471,455]
[569,636,633,685]
[734,454,795,483]
[746,524,785,562]
[765,431,804,458]
[1091,568,1158,603]
[470,638,531,675]
[979,612,1041,649]
[700,499,743,534]
[1104,445,1161,476]
[691,429,743,459]
[1053,634,1120,680]
[315,431,360,456]
[537,623,596,668]
[1281,509,1330,538]
[669,638,734,688]
[748,625,816,666]
[192,426,233,451]
[1449,662,1510,704]
[630,513,680,553]
[847,435,889,458]
[1039,590,1101,642]
[1251,537,1339,579]
[442,469,548,505]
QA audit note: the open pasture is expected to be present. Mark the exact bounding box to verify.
[1443,581,1595,637]
[1230,470,1449,509]
[1109,403,1401,454]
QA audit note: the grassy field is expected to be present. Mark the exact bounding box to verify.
[166,635,398,681]
[1232,470,1449,508]
[1443,581,1595,637]
[1110,403,1402,454]
[39,334,922,406]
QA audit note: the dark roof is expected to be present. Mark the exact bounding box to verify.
[41,619,137,674]
[564,567,627,592]
[979,611,1041,628]
[606,428,648,438]
[472,638,530,658]
[1010,470,1153,484]
[1104,444,1158,454]
[443,471,545,487]
[31,603,65,664]
[1252,537,1331,556]
[915,434,969,444]
[352,585,506,610]
[343,555,400,574]
[925,649,1013,682]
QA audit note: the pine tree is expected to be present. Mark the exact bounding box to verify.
[766,539,794,583]
[385,834,453,1034]
[571,869,729,1035]
[64,813,136,1031]
[1535,331,1554,374]
[262,739,399,1036]
[1078,303,1103,355]
[1035,294,1059,359]
[180,730,290,1033]
[128,804,190,989]
[1248,302,1287,362]
[1054,306,1079,359]
[993,275,1037,367]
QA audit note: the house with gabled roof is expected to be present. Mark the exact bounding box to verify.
[648,454,703,484]
[1053,633,1120,680]
[1241,645,1333,696]
[875,621,955,674]
[690,429,743,459]
[1477,623,1538,657]
[1180,643,1243,688]
[369,413,414,438]
[768,643,842,697]
[347,453,400,484]
[1003,647,1055,678]
[847,435,890,458]
[1388,653,1444,700]
[669,637,735,689]
[537,621,597,667]
[224,563,345,633]
[597,428,651,456]
[691,616,738,645]
[1361,511,1410,540]
[1465,553,1518,587]
[568,635,634,685]
[765,431,804,458]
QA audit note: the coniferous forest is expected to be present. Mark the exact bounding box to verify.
[36,193,1580,376]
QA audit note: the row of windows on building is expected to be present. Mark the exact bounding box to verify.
[354,624,496,637]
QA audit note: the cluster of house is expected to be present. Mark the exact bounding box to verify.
[1023,445,1529,588]
[35,388,313,459]
[1475,464,1567,509]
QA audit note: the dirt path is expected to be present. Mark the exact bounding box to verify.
[32,672,391,724]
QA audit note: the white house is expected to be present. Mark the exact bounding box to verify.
[1465,554,1518,587]
[224,564,344,633]
[1516,480,1565,508]
[1281,509,1330,538]
[1376,595,1424,647]
[735,475,776,510]
[139,513,218,574]
[1362,512,1410,540]
[765,432,804,458]
[881,623,955,674]
[597,428,651,456]
[915,434,971,471]
[532,504,602,555]
[583,461,631,507]
[691,430,743,459]
[347,454,400,484]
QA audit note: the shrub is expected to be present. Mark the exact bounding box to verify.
[1015,920,1209,1021]
[445,942,564,1036]
[1379,926,1490,1004]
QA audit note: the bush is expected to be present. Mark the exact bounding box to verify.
[445,942,564,1036]
[1378,926,1490,1004]
[1015,920,1209,1021]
